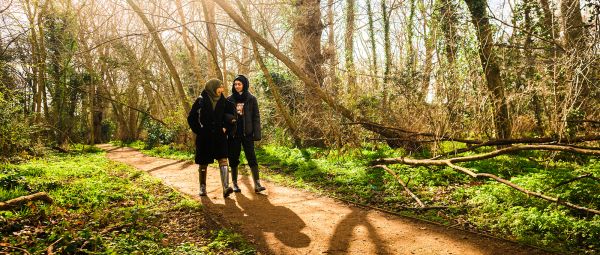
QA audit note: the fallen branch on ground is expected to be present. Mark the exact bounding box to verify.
[0,192,53,210]
[433,135,600,159]
[373,145,600,215]
[545,174,600,192]
[373,165,425,208]
[377,144,600,165]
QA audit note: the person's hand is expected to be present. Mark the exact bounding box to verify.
[222,128,226,133]
[231,119,236,123]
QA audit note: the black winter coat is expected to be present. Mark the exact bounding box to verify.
[227,93,261,141]
[187,90,235,164]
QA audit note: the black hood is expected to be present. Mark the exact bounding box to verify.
[232,74,249,101]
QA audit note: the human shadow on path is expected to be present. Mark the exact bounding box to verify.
[147,160,191,173]
[199,178,310,254]
[326,207,392,254]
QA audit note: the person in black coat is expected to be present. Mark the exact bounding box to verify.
[227,74,266,193]
[187,79,236,198]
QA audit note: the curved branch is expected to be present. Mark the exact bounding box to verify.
[446,162,600,215]
[373,145,600,215]
[378,144,600,165]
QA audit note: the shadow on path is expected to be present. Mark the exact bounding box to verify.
[326,208,391,254]
[200,177,310,254]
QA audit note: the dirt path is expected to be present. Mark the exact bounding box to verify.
[98,145,551,255]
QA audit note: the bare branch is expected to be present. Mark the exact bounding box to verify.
[373,165,425,208]
[374,145,600,215]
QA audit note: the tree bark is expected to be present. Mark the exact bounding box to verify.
[325,0,339,89]
[366,0,378,87]
[560,0,585,51]
[420,1,434,102]
[464,0,511,139]
[176,0,204,95]
[381,1,392,113]
[201,0,223,80]
[523,2,545,135]
[344,0,356,93]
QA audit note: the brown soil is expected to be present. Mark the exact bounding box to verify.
[98,144,553,255]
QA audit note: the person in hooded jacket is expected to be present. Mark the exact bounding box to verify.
[187,79,236,198]
[227,75,266,193]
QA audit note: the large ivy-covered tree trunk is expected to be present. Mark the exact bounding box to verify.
[290,0,327,144]
[464,0,511,139]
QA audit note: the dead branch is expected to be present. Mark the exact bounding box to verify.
[373,145,600,215]
[547,174,600,191]
[373,165,425,207]
[47,237,63,255]
[0,192,53,211]
[378,144,600,166]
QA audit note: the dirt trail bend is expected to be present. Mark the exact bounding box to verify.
[98,145,550,255]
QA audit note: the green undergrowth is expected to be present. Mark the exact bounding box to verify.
[0,149,255,254]
[113,140,600,254]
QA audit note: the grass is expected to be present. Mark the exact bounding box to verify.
[0,148,255,254]
[108,140,600,254]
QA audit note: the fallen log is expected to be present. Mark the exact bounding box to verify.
[0,192,53,210]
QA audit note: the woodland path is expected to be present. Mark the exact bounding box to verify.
[98,144,551,255]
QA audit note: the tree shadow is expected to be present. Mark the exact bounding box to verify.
[147,160,189,173]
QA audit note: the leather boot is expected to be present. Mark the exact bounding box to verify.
[250,165,266,193]
[198,167,207,196]
[231,166,241,192]
[220,165,234,198]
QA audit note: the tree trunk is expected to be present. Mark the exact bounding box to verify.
[127,0,190,113]
[326,0,339,89]
[290,0,327,143]
[344,0,356,94]
[239,35,251,74]
[439,0,459,116]
[560,0,585,51]
[406,0,416,73]
[176,0,204,96]
[465,0,511,139]
[523,2,545,135]
[201,0,224,80]
[381,1,391,113]
[366,0,378,88]
[419,1,434,102]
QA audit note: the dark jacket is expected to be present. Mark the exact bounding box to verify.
[187,90,235,164]
[227,93,261,141]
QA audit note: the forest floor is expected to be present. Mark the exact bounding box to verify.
[98,144,553,255]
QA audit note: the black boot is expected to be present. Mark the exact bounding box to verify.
[220,165,234,198]
[250,165,266,193]
[198,167,207,196]
[231,166,241,192]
